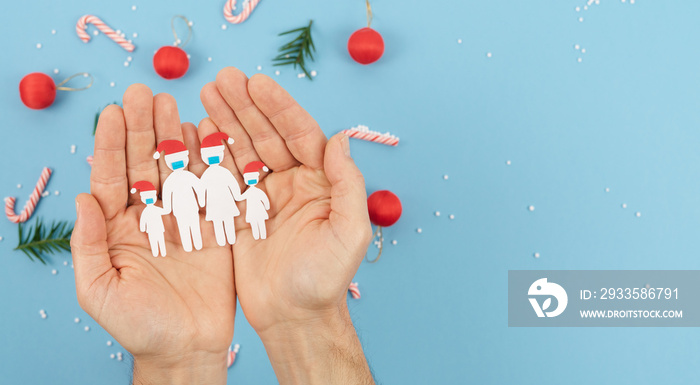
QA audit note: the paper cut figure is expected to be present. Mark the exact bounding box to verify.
[131,181,167,257]
[153,140,205,252]
[200,132,241,246]
[241,161,271,240]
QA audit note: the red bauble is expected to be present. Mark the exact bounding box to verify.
[153,46,189,79]
[19,73,56,109]
[348,27,385,65]
[367,190,402,227]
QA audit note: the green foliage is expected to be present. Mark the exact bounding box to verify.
[273,20,316,80]
[94,102,120,135]
[15,219,73,264]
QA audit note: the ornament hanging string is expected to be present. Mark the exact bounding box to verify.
[366,226,383,263]
[366,0,373,28]
[171,15,192,47]
[224,0,261,24]
[76,15,135,52]
[5,168,52,224]
[55,73,94,92]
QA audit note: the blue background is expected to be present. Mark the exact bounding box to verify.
[2,0,699,384]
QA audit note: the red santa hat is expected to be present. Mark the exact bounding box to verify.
[201,132,234,149]
[130,180,156,194]
[243,161,269,174]
[153,140,188,160]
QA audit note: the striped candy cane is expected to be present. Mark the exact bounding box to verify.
[224,0,261,24]
[348,282,361,299]
[76,15,135,52]
[5,168,52,224]
[227,344,240,368]
[86,155,94,167]
[342,125,399,147]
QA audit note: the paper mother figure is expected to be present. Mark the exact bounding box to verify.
[154,140,205,252]
[241,161,270,240]
[131,181,167,257]
[200,132,241,246]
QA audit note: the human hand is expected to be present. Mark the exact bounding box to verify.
[71,85,234,385]
[201,68,374,384]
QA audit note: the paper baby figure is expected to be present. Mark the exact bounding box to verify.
[131,181,167,257]
[241,161,271,240]
[200,132,241,246]
[154,140,206,252]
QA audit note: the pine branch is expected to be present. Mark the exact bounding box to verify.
[273,20,315,81]
[14,218,73,264]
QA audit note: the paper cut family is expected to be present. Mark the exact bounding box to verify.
[130,133,271,257]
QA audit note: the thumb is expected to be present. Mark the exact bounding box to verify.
[324,133,373,254]
[71,193,116,314]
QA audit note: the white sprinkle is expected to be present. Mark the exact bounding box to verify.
[449,214,455,220]
[208,57,212,62]
[645,283,650,289]
[51,29,56,35]
[630,0,635,4]
[621,203,627,209]
[486,52,492,58]
[41,313,47,319]
[391,240,397,245]
[53,68,59,74]
[581,48,586,54]
[120,33,125,38]
[131,5,137,10]
[110,354,115,359]
[257,65,262,71]
[51,269,57,275]
[70,145,76,154]
[574,44,580,50]
[127,56,133,62]
[435,211,441,217]
[311,70,317,77]
[74,317,80,323]
[579,17,584,22]
[17,184,22,189]
[575,6,581,11]
[175,38,181,45]
[577,58,582,63]
[584,5,588,10]
[83,73,89,77]
[605,187,610,192]
[187,54,191,59]
[528,205,535,212]
[457,38,462,44]
[132,32,138,38]
[63,261,68,266]
[93,30,99,36]
[635,212,642,217]
[116,30,121,34]
[124,61,130,67]
[443,174,449,180]
[39,309,46,315]
[297,73,306,78]
[188,21,194,27]
[0,236,3,242]
[416,228,422,233]
[71,264,74,269]
[110,82,115,87]
[534,252,540,259]
[506,160,511,165]
[84,326,90,332]
[36,43,42,49]
[275,70,281,75]
[42,191,49,197]
[285,54,290,58]
[117,356,123,361]
[222,24,227,30]
[107,341,113,346]
[54,190,60,196]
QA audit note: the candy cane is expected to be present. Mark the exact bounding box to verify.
[348,282,361,299]
[224,0,261,24]
[86,155,94,167]
[227,344,240,368]
[76,15,135,52]
[5,168,52,224]
[342,125,399,147]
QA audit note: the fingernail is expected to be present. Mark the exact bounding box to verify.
[341,133,351,157]
[75,199,80,214]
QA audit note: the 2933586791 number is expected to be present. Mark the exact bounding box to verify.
[600,287,678,300]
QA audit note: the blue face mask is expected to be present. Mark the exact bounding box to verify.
[171,160,185,170]
[145,198,155,204]
[208,156,220,165]
[247,179,258,185]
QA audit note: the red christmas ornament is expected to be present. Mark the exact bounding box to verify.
[19,72,93,110]
[366,190,402,263]
[348,28,384,65]
[153,46,189,79]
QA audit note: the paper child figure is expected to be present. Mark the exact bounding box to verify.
[153,140,205,252]
[131,181,167,257]
[241,161,271,240]
[200,132,242,246]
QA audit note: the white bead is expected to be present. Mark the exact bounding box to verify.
[132,32,138,38]
[486,52,492,58]
[534,252,540,258]
[578,58,582,63]
[53,68,59,74]
[635,212,641,217]
[457,39,462,44]
[449,214,455,220]
[416,228,422,233]
[51,29,56,35]
[51,269,57,275]
[110,354,115,359]
[257,65,262,71]
[275,70,280,75]
[110,82,115,87]
[131,5,137,10]
[208,57,212,62]
[621,203,627,209]
[528,205,535,212]
[70,145,76,154]
[84,326,90,332]
[93,30,99,36]
[63,261,68,265]
[0,236,3,242]
[581,48,586,54]
[74,317,80,323]
[506,160,511,165]
[605,187,610,192]
[17,184,22,189]
[443,174,449,180]
[36,43,42,49]
[435,211,441,217]
[188,21,194,27]
[222,24,227,30]
[574,44,580,50]
[391,240,397,245]
[579,17,584,22]
[124,61,130,67]
[107,341,113,346]
[54,190,60,196]
[127,56,132,62]
[311,70,317,77]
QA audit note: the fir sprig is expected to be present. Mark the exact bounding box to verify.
[15,219,73,264]
[273,20,316,80]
